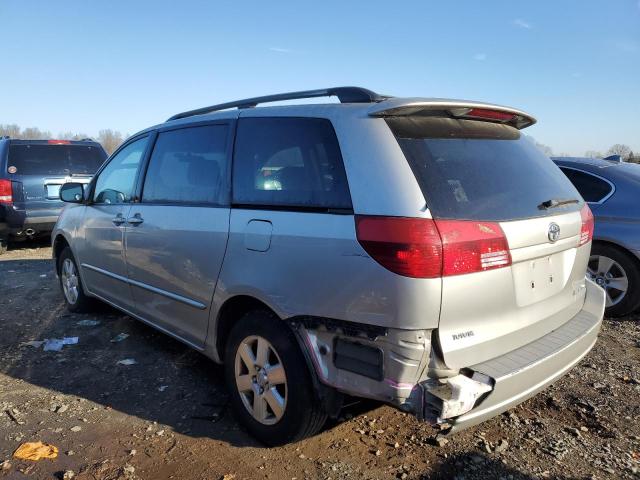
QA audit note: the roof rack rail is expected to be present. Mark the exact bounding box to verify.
[167,86,388,122]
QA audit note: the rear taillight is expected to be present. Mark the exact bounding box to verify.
[579,204,594,246]
[0,179,12,204]
[48,140,71,145]
[355,216,511,278]
[436,220,511,276]
[355,216,442,278]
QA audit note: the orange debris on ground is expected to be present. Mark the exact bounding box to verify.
[13,441,58,461]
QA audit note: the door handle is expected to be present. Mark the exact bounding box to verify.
[112,214,125,226]
[127,213,144,225]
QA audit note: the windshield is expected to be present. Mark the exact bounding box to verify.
[8,144,106,176]
[386,117,582,221]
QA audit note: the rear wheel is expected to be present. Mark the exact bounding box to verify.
[58,247,95,313]
[224,310,327,446]
[588,243,640,317]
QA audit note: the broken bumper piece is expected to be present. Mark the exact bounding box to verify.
[420,280,604,432]
[420,373,493,423]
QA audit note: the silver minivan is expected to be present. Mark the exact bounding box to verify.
[53,87,606,446]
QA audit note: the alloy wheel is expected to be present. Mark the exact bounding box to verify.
[61,258,79,305]
[588,254,629,307]
[234,335,288,425]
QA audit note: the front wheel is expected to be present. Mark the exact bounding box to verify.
[58,247,95,313]
[588,243,640,317]
[223,310,327,446]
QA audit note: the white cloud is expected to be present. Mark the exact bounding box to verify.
[513,18,532,29]
[473,53,487,61]
[268,47,293,54]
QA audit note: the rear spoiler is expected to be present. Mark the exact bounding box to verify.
[368,98,536,130]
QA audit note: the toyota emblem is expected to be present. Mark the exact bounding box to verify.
[548,223,560,243]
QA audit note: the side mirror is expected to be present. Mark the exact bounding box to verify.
[60,182,85,203]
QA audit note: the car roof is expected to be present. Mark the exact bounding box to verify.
[553,156,640,181]
[134,86,536,136]
[1,138,102,146]
[552,156,618,168]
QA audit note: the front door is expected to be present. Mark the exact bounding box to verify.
[79,136,149,310]
[124,124,231,347]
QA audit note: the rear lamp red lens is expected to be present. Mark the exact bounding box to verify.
[579,204,594,246]
[355,216,442,278]
[436,220,511,276]
[355,216,511,279]
[0,179,13,204]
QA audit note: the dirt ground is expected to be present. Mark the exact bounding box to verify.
[0,242,638,480]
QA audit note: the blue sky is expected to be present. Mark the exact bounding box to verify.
[1,0,638,155]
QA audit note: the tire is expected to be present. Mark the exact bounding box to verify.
[223,310,327,446]
[588,243,640,317]
[0,237,7,255]
[57,247,95,313]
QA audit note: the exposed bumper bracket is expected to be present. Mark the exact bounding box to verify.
[423,373,493,421]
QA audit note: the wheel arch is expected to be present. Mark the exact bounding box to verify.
[52,233,71,271]
[592,238,640,266]
[211,294,343,420]
[213,295,281,363]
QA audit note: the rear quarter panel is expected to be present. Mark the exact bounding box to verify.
[210,107,446,361]
[210,109,443,360]
[213,209,442,330]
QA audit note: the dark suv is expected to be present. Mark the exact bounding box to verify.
[0,138,107,253]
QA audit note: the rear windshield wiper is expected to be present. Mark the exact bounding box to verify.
[537,198,580,210]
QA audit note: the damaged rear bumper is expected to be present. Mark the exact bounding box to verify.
[296,278,604,431]
[443,279,604,433]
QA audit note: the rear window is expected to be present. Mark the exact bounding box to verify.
[7,144,106,176]
[559,167,613,203]
[386,117,582,221]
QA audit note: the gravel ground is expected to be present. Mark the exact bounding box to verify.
[0,242,638,480]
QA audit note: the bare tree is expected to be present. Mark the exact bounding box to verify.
[1,125,52,139]
[97,129,125,154]
[0,124,21,138]
[21,127,53,139]
[584,150,603,159]
[1,125,124,155]
[57,131,90,141]
[606,144,632,160]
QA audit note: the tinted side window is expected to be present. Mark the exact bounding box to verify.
[232,118,351,209]
[560,168,613,203]
[93,137,148,204]
[142,125,228,205]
